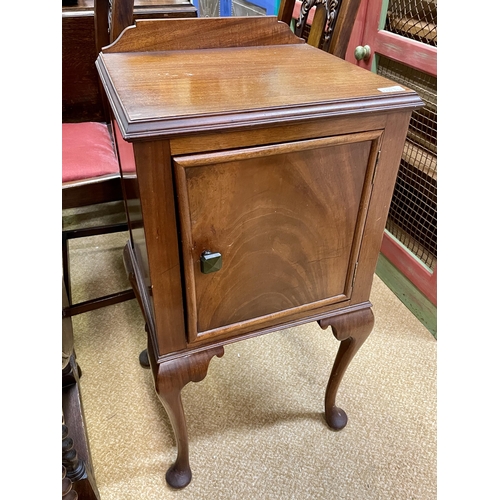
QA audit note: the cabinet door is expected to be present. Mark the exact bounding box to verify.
[174,131,382,343]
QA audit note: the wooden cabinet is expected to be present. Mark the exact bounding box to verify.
[97,16,423,488]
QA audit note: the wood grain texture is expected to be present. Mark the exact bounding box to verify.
[349,111,413,306]
[133,140,186,356]
[306,3,328,48]
[329,0,363,59]
[98,45,421,140]
[174,132,382,342]
[169,114,388,155]
[107,0,135,43]
[103,16,304,53]
[277,0,362,57]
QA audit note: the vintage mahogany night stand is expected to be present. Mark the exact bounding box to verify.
[96,16,423,488]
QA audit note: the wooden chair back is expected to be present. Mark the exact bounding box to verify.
[95,0,135,53]
[62,0,136,316]
[277,0,362,58]
[93,0,135,121]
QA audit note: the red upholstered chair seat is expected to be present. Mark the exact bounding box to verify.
[113,120,136,174]
[62,122,119,183]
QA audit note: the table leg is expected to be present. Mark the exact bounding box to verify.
[319,308,374,430]
[155,346,224,488]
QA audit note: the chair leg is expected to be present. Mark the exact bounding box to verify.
[62,222,134,315]
[63,222,129,241]
[62,232,72,306]
[63,290,136,317]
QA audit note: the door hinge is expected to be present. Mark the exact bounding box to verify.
[351,261,359,291]
[372,150,381,185]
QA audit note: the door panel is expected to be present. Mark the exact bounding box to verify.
[174,132,382,342]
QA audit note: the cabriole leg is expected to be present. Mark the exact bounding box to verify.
[155,346,224,489]
[319,308,374,430]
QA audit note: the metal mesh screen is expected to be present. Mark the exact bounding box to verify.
[384,0,437,46]
[377,55,437,269]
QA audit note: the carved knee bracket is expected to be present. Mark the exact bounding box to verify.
[318,308,374,430]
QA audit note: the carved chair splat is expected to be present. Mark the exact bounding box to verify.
[277,0,362,58]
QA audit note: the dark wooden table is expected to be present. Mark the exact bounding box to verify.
[62,0,197,122]
[96,16,423,489]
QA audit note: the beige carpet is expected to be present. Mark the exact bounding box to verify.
[66,207,437,500]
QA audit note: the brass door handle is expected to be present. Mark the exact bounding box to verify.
[354,45,371,61]
[200,251,223,274]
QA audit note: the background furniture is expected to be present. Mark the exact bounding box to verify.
[61,0,136,493]
[194,0,361,54]
[62,0,198,317]
[63,280,100,500]
[62,0,197,123]
[97,15,422,488]
[62,0,135,316]
[346,0,437,335]
[278,0,362,58]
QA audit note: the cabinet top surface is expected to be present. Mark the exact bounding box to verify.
[97,30,422,139]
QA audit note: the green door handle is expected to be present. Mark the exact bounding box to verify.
[354,45,371,61]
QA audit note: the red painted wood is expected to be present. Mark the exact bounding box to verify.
[348,0,437,306]
[345,0,370,65]
[346,0,436,76]
[374,30,436,75]
[345,0,369,64]
[380,232,437,306]
[353,0,383,70]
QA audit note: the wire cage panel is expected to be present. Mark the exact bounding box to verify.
[377,55,437,270]
[384,0,437,46]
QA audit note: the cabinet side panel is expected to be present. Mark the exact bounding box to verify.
[351,111,413,304]
[134,140,187,355]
